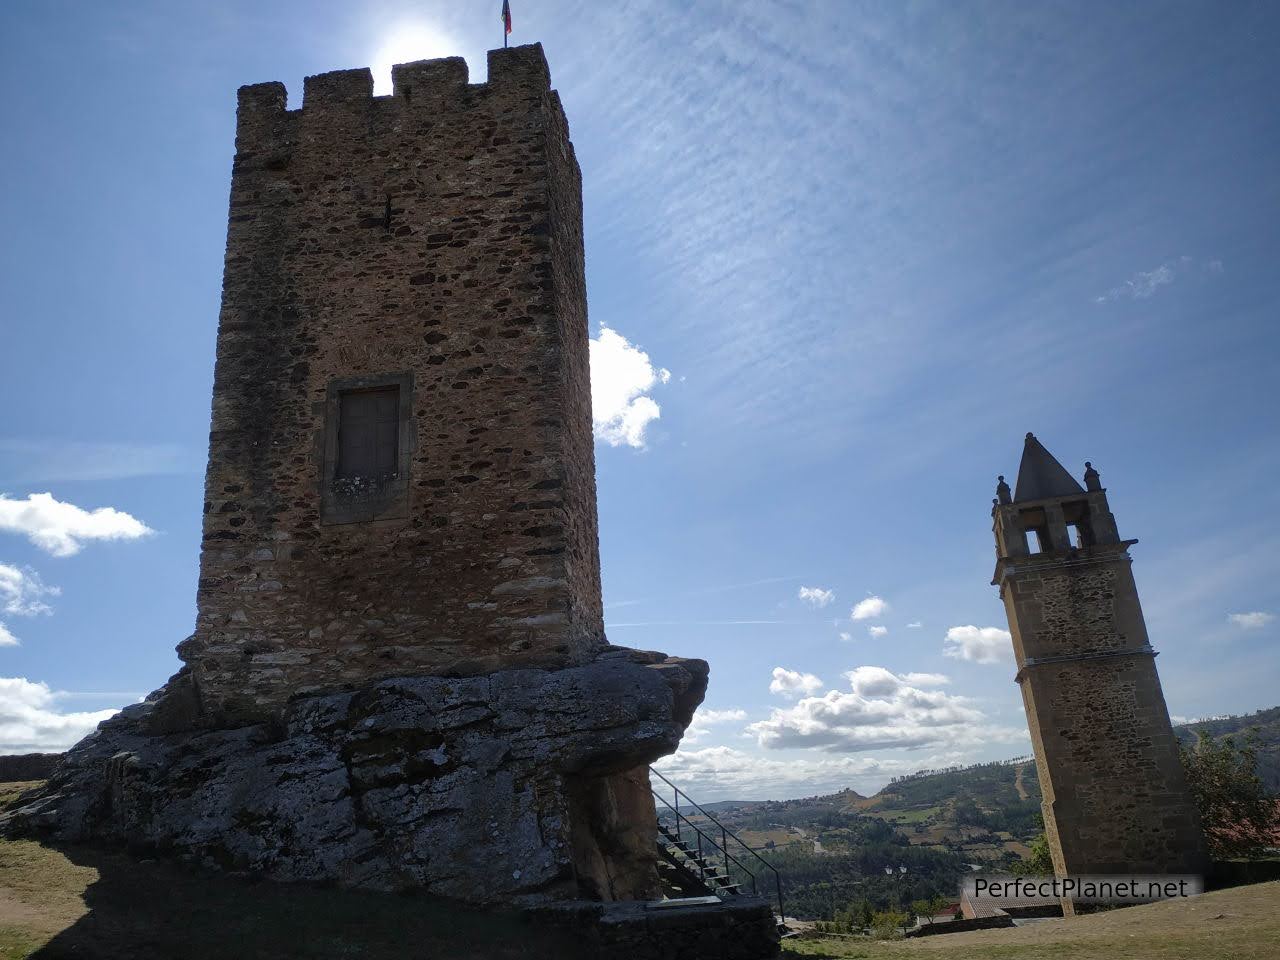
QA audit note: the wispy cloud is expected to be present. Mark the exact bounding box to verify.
[0,439,195,483]
[1094,255,1222,303]
[1227,611,1274,630]
[868,625,888,638]
[0,563,60,648]
[0,493,152,557]
[684,575,804,597]
[606,619,811,628]
[0,563,59,617]
[798,585,835,607]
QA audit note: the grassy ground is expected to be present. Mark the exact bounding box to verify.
[0,835,596,959]
[783,880,1280,960]
[0,835,586,959]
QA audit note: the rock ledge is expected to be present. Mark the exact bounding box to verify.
[3,648,707,904]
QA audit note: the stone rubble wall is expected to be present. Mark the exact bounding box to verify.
[4,649,708,904]
[186,44,605,722]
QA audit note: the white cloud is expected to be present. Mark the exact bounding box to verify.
[798,585,835,608]
[683,707,748,744]
[0,677,120,752]
[0,563,59,617]
[900,672,950,687]
[0,493,152,558]
[769,667,824,699]
[943,625,1013,664]
[1227,611,1274,630]
[0,564,58,649]
[652,745,927,801]
[839,631,852,642]
[868,625,888,638]
[851,595,888,621]
[748,666,1023,753]
[589,327,671,449]
[906,621,922,629]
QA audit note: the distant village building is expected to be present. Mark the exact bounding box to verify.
[991,434,1208,880]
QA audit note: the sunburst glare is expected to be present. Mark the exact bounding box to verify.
[370,22,457,95]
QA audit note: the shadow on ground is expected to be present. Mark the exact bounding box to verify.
[1,837,581,960]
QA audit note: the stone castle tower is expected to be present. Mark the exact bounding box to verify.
[991,434,1206,877]
[7,45,709,910]
[182,44,603,721]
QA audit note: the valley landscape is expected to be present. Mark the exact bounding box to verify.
[663,707,1280,921]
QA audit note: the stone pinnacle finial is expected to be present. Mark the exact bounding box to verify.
[1026,432,1035,439]
[996,475,1012,505]
[1084,460,1102,492]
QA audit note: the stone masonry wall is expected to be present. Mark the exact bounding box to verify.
[182,45,605,721]
[1001,546,1206,875]
[1020,656,1201,874]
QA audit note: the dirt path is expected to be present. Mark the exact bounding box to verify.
[1014,761,1030,800]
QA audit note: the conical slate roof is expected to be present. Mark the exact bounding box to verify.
[1014,433,1084,502]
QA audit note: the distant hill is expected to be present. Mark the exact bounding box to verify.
[691,703,1280,901]
[1175,705,1280,792]
[0,753,60,782]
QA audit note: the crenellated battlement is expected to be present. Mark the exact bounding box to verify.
[235,44,556,156]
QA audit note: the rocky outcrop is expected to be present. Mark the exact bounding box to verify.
[3,648,707,904]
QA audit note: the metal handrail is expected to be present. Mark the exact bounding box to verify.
[656,805,756,890]
[649,766,785,923]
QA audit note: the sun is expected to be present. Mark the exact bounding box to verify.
[370,23,457,95]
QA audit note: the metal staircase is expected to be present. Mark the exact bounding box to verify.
[649,766,786,925]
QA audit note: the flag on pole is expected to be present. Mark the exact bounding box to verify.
[502,0,512,44]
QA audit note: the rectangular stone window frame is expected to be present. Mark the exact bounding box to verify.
[319,372,414,525]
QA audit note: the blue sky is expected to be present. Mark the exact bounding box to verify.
[1,1,1277,800]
